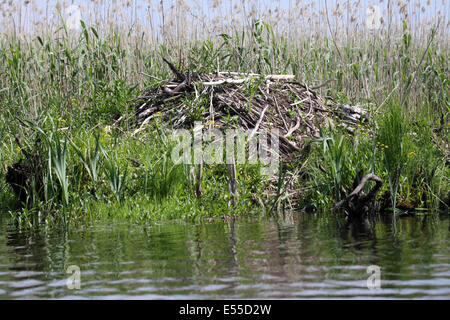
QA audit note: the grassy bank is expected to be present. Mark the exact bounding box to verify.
[0,15,448,226]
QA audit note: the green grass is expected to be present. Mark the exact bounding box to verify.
[0,19,448,226]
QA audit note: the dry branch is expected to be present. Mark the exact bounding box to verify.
[332,173,383,218]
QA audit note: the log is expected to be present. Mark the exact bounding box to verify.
[331,173,383,218]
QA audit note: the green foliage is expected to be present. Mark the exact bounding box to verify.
[376,100,412,209]
[49,133,69,207]
[105,161,128,203]
[315,125,349,202]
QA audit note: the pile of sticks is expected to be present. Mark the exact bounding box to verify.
[134,59,342,160]
[130,60,375,210]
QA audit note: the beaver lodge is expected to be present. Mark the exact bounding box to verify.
[129,58,378,216]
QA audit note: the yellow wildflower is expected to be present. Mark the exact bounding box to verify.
[103,126,112,134]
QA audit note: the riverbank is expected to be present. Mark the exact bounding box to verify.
[0,21,448,226]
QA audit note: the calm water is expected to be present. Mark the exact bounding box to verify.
[0,212,449,299]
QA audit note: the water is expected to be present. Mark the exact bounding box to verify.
[0,212,449,299]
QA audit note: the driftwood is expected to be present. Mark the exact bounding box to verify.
[331,173,383,218]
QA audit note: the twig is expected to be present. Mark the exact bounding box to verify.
[274,96,289,134]
[285,117,301,138]
[248,104,269,141]
[139,72,170,83]
[310,78,338,91]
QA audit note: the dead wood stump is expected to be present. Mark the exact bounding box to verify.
[331,173,383,218]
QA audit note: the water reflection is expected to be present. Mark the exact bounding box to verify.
[0,212,448,299]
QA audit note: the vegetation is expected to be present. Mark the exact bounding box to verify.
[0,1,448,227]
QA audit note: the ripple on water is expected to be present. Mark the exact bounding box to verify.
[8,279,45,289]
[0,215,449,299]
